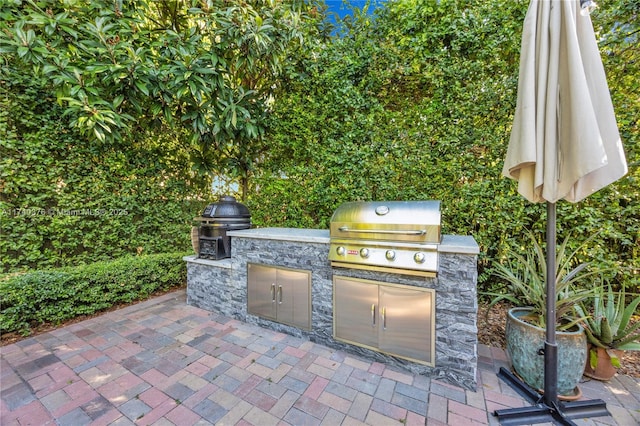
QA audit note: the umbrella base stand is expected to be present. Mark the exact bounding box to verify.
[494,367,610,425]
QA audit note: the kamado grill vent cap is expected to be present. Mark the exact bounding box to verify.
[202,195,250,218]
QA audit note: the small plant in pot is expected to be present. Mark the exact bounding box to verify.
[574,283,640,381]
[485,232,600,397]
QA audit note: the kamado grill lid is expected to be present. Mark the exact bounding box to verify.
[202,195,250,219]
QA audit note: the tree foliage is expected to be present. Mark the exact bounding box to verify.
[1,0,321,272]
[0,0,320,199]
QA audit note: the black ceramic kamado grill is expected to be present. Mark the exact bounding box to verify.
[328,200,441,277]
[195,196,251,260]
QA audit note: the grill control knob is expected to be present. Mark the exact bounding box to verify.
[336,246,346,256]
[360,248,370,258]
[385,250,396,261]
[414,252,426,264]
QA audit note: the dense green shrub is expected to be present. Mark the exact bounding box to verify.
[0,252,188,336]
[0,73,209,273]
[253,0,639,291]
[0,0,636,296]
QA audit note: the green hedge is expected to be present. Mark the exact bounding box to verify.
[0,72,210,273]
[1,0,636,295]
[0,252,189,336]
[253,0,639,292]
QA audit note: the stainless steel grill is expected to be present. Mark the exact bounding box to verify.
[328,200,441,277]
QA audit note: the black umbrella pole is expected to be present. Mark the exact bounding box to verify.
[494,201,610,424]
[544,202,559,407]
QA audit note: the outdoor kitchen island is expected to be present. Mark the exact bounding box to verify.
[184,227,480,390]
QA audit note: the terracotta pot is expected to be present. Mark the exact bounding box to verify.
[584,345,623,381]
[506,307,587,396]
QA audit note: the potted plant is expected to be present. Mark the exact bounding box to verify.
[486,232,600,397]
[574,283,640,380]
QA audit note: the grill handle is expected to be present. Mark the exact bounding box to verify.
[338,226,426,236]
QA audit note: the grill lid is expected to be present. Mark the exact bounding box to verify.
[202,195,250,219]
[330,200,441,244]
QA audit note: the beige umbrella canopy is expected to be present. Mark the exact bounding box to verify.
[503,0,627,203]
[496,0,628,423]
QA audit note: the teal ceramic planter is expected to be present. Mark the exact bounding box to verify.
[506,307,587,396]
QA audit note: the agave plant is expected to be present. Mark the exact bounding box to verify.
[575,284,640,369]
[486,231,602,331]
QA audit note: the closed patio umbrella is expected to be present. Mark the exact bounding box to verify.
[495,0,628,424]
[503,0,627,203]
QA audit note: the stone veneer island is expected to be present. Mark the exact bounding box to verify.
[184,227,479,390]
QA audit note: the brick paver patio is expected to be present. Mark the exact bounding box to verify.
[1,289,638,425]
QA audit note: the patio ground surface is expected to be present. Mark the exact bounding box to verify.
[1,289,638,425]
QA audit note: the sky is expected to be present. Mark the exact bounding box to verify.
[324,0,371,19]
[323,0,382,22]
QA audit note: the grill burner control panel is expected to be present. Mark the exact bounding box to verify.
[329,240,438,277]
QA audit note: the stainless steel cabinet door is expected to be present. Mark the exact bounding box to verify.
[333,277,378,349]
[248,263,311,330]
[247,263,277,320]
[276,268,311,330]
[378,285,434,364]
[333,276,435,366]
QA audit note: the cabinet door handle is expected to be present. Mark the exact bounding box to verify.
[278,285,283,304]
[371,304,376,326]
[381,307,386,330]
[271,283,276,303]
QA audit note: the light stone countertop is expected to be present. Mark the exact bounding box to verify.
[439,235,479,254]
[182,255,233,268]
[228,227,330,244]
